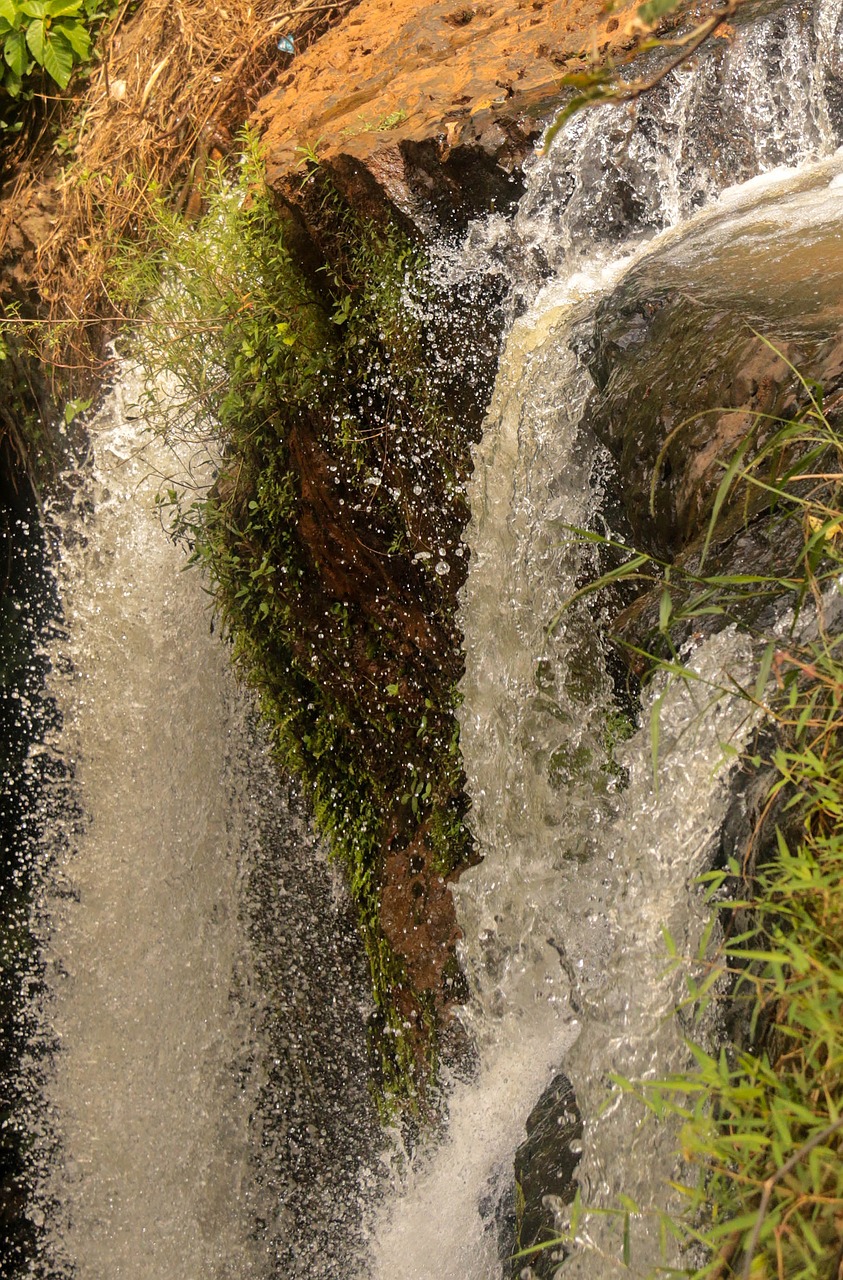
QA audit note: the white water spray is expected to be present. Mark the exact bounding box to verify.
[367,3,843,1270]
[29,369,267,1280]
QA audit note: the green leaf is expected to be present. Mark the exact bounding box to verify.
[696,912,717,961]
[661,923,677,958]
[53,17,89,58]
[4,26,26,73]
[637,0,682,24]
[753,640,776,704]
[41,29,74,85]
[658,587,672,632]
[24,14,44,61]
[650,690,664,791]
[2,63,21,93]
[46,0,82,14]
[20,0,46,15]
[560,68,611,89]
[63,395,91,426]
[0,0,18,32]
[700,430,758,568]
[570,1187,582,1235]
[547,551,654,634]
[386,683,399,696]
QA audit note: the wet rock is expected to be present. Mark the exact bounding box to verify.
[506,1072,583,1279]
[580,241,843,665]
[258,0,643,234]
[585,295,843,561]
[817,0,843,129]
[288,418,451,669]
[380,821,464,1013]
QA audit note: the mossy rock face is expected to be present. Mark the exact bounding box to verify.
[145,162,507,1106]
[509,1072,583,1279]
[582,174,843,563]
[584,293,843,561]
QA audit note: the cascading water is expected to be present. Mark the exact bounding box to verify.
[20,368,379,1280]
[468,0,843,309]
[367,1,843,1275]
[25,369,267,1279]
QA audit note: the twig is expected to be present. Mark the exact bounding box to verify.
[267,0,356,30]
[541,0,753,154]
[741,1116,843,1280]
[832,1234,843,1280]
[707,1230,743,1280]
[613,0,744,106]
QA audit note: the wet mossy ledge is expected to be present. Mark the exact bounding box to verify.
[120,145,502,1108]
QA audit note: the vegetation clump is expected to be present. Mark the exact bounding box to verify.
[118,143,495,1106]
[0,0,100,109]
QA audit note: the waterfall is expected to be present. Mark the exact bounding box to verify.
[482,0,843,308]
[367,0,843,1274]
[22,368,380,1279]
[7,0,843,1274]
[24,368,266,1279]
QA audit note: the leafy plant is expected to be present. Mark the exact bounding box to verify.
[0,0,97,96]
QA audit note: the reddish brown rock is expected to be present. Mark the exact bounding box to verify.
[380,822,463,1011]
[258,0,642,229]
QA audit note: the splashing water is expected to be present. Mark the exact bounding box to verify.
[367,1,843,1272]
[20,365,381,1280]
[23,369,267,1280]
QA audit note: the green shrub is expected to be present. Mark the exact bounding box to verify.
[0,0,99,97]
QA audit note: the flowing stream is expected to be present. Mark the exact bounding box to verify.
[22,371,379,1279]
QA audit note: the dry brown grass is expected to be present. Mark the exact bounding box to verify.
[2,0,355,380]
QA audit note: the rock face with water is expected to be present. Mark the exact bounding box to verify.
[379,823,465,1013]
[366,2,843,1273]
[511,1075,583,1280]
[4,0,843,1276]
[257,0,641,233]
[579,159,843,672]
[588,308,843,550]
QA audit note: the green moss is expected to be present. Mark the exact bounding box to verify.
[126,140,488,1107]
